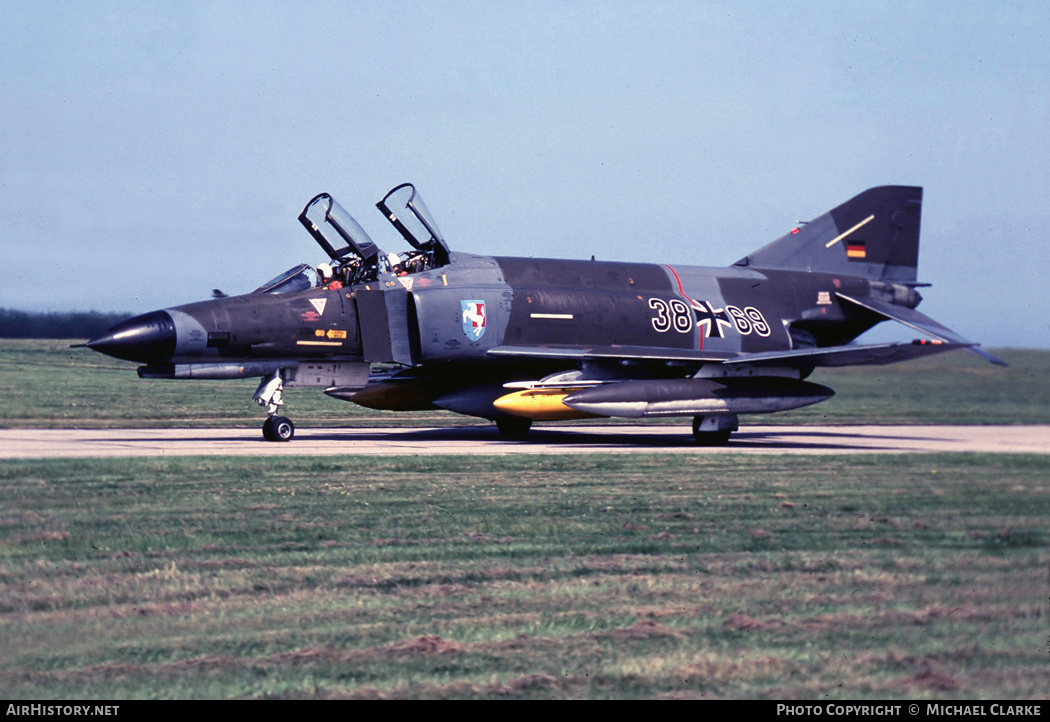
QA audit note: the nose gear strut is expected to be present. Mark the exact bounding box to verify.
[253,370,295,441]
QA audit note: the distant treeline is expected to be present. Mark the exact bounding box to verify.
[0,309,130,339]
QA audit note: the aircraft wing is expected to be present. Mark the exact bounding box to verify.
[837,294,1008,366]
[487,344,736,363]
[491,339,983,371]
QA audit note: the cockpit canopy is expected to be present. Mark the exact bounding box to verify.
[285,184,451,291]
[298,193,381,263]
[248,185,453,296]
[376,183,451,267]
[252,263,320,295]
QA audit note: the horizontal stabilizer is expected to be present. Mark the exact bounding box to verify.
[724,340,970,369]
[488,344,735,363]
[838,294,1008,366]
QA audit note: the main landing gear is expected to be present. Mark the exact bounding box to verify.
[692,414,738,446]
[496,417,532,438]
[254,370,295,442]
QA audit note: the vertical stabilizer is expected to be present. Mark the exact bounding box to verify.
[736,186,923,282]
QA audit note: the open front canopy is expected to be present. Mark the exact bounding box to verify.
[298,193,381,262]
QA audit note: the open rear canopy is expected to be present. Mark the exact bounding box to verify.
[298,193,381,262]
[377,183,450,266]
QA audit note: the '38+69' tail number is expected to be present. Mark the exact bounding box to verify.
[648,297,771,338]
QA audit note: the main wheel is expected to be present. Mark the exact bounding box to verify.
[692,429,732,446]
[496,417,532,438]
[262,417,276,441]
[692,416,733,446]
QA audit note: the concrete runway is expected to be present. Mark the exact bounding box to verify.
[1,424,1048,459]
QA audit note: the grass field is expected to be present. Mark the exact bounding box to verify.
[0,340,1046,428]
[1,341,1047,699]
[0,454,1047,699]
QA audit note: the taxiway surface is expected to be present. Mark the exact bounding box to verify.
[1,424,1048,459]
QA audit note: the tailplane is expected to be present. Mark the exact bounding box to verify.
[736,186,923,282]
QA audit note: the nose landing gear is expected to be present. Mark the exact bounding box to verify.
[262,414,295,442]
[254,370,295,442]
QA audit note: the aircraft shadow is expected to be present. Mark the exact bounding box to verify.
[92,426,948,453]
[305,425,938,452]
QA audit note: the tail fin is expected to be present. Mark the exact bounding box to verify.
[735,186,923,282]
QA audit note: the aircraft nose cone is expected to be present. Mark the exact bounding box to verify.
[84,310,177,365]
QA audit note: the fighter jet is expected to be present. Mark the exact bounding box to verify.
[81,182,1006,444]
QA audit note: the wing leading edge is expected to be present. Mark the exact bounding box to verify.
[487,344,736,363]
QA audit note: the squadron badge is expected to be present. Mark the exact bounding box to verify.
[461,300,487,341]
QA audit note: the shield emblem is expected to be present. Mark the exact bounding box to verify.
[461,300,487,341]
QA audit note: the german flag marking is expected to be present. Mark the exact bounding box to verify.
[846,241,867,259]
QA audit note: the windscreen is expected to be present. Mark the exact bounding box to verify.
[252,264,319,294]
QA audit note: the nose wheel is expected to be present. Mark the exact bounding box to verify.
[262,415,295,442]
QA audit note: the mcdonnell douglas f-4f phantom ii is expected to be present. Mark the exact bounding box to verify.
[82,183,1006,444]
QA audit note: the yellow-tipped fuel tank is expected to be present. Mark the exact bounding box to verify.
[492,389,599,420]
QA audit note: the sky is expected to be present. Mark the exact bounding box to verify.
[2,0,1048,348]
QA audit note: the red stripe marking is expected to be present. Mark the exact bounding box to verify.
[664,264,703,350]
